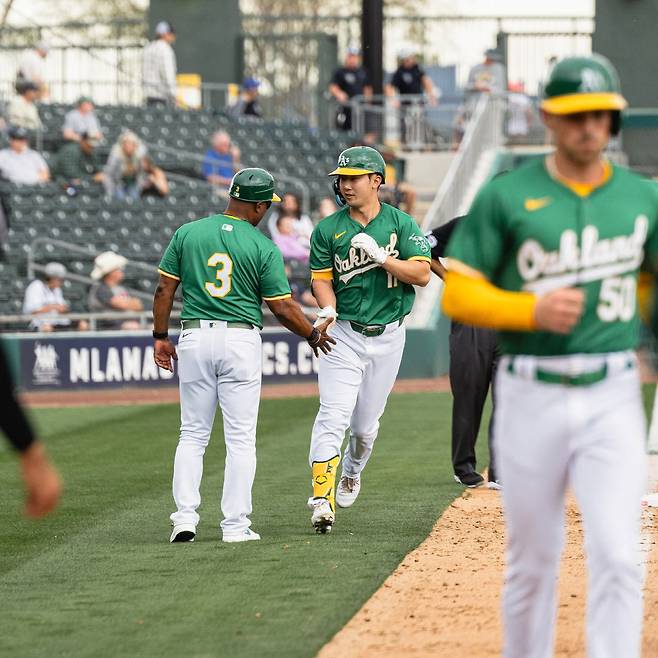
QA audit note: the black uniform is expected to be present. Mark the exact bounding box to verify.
[428,217,500,486]
[330,66,370,131]
[0,342,36,452]
[390,64,426,96]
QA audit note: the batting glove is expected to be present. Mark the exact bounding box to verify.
[351,233,387,265]
[314,305,337,330]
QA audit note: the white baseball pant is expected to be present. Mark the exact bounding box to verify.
[170,322,262,535]
[494,352,646,658]
[309,319,406,474]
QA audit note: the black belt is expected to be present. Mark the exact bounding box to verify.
[181,319,254,330]
[349,318,403,337]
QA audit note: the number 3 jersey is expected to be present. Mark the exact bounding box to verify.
[158,214,291,328]
[447,158,658,356]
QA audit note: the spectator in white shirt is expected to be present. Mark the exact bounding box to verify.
[507,80,533,140]
[142,21,177,106]
[7,81,42,132]
[23,262,73,332]
[16,41,49,99]
[62,97,103,143]
[0,126,49,185]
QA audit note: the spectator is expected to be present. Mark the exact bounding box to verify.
[466,48,506,96]
[329,46,372,131]
[507,81,533,143]
[103,130,147,200]
[229,77,263,118]
[140,156,169,198]
[379,147,417,217]
[88,251,143,330]
[386,47,438,145]
[316,196,337,219]
[273,216,310,263]
[201,130,240,191]
[267,192,314,245]
[51,132,104,189]
[142,21,177,106]
[16,41,49,99]
[23,262,88,332]
[62,97,102,143]
[0,126,49,185]
[7,81,42,132]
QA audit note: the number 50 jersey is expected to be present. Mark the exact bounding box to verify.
[447,158,658,356]
[158,214,291,328]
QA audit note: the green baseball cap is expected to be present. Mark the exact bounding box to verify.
[328,146,386,182]
[229,168,281,203]
[541,54,627,115]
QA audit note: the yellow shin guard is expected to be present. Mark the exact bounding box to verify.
[311,455,340,511]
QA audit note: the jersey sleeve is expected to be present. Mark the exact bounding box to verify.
[446,181,507,279]
[158,230,181,280]
[260,246,292,301]
[398,216,431,261]
[310,224,333,280]
[641,181,658,271]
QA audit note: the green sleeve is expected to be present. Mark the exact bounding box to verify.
[260,246,292,300]
[158,230,181,278]
[397,214,431,260]
[309,224,333,271]
[446,181,507,278]
[642,182,658,271]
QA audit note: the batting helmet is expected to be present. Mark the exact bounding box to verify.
[541,54,627,134]
[229,168,281,203]
[328,146,386,182]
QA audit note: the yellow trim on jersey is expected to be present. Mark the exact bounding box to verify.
[158,268,180,281]
[442,268,537,331]
[540,92,627,115]
[262,293,292,301]
[311,270,333,281]
[408,255,431,262]
[546,156,612,198]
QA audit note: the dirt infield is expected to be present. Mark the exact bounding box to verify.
[317,458,658,658]
[19,376,451,408]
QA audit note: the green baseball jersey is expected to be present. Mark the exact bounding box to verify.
[310,202,431,325]
[447,158,658,356]
[159,213,291,328]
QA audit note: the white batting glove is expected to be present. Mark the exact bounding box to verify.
[313,305,337,330]
[351,233,387,265]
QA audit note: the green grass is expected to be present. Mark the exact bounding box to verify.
[0,392,486,658]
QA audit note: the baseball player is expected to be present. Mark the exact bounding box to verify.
[442,55,658,658]
[153,168,334,544]
[427,217,500,489]
[306,146,431,533]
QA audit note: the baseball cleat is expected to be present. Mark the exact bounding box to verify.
[307,497,335,534]
[170,523,196,543]
[222,528,261,543]
[336,475,361,508]
[453,472,485,488]
[487,480,502,491]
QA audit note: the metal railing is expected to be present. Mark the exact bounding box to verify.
[0,310,179,332]
[422,93,505,231]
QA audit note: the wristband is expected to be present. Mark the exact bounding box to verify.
[153,330,169,340]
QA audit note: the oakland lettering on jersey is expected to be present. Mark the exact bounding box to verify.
[335,233,400,284]
[518,215,648,294]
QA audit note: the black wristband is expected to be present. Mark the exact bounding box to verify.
[153,330,169,340]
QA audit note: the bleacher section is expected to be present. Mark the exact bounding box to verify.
[1,102,359,328]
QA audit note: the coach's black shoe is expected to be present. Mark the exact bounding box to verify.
[453,472,485,488]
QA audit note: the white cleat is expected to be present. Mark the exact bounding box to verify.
[335,475,361,508]
[222,528,261,543]
[170,523,196,543]
[307,497,335,534]
[487,480,502,491]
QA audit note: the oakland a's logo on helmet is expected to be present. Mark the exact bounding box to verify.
[337,154,350,167]
[579,68,605,92]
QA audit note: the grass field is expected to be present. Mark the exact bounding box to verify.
[0,391,487,658]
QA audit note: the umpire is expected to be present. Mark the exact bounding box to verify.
[428,217,500,488]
